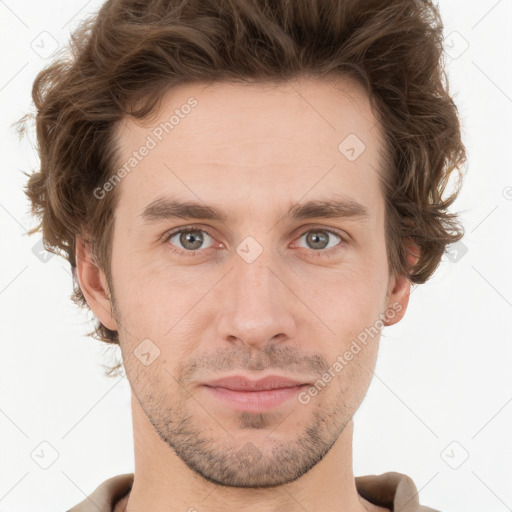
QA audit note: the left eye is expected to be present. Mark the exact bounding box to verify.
[295,229,342,251]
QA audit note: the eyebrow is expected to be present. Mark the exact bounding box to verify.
[139,195,370,225]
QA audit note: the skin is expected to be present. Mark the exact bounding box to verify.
[76,75,416,512]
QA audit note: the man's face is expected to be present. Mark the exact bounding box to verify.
[90,76,408,487]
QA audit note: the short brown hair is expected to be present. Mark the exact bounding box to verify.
[19,0,466,366]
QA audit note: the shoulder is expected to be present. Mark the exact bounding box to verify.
[66,473,134,512]
[355,471,441,512]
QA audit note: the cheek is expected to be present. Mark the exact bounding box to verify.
[293,261,386,327]
[110,250,218,358]
[110,254,168,340]
[295,267,386,382]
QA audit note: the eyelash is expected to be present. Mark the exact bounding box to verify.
[162,225,348,259]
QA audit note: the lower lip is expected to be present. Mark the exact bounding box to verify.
[203,384,308,412]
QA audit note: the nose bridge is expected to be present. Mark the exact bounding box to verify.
[216,242,296,348]
[234,252,276,321]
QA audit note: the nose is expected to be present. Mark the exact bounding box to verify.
[214,251,298,351]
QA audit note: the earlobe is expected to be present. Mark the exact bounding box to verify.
[383,274,411,326]
[382,243,419,326]
[75,236,118,331]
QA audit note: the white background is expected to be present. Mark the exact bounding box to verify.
[0,1,511,511]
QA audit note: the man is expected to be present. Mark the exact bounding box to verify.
[23,0,466,511]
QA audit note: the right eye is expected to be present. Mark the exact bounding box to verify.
[164,227,221,256]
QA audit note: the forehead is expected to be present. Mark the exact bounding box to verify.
[112,75,386,221]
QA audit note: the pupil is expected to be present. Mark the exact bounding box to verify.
[181,231,203,250]
[307,231,328,250]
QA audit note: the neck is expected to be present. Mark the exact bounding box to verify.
[121,393,377,512]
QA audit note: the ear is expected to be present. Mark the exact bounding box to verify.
[382,243,420,327]
[74,235,118,331]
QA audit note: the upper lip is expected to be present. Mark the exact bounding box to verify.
[203,375,308,391]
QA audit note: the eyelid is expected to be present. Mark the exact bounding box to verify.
[291,225,348,256]
[293,224,348,242]
[163,224,220,250]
